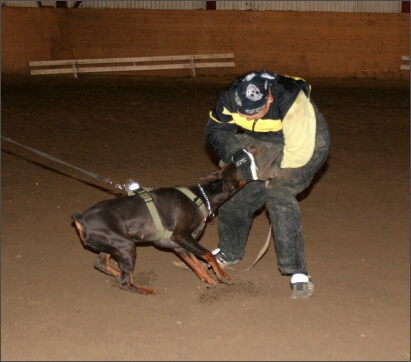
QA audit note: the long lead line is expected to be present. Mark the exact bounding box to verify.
[1,136,127,192]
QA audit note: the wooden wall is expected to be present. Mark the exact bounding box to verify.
[1,7,409,79]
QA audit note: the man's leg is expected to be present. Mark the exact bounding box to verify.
[266,182,307,274]
[265,166,317,299]
[268,103,329,271]
[216,180,267,262]
[266,111,330,297]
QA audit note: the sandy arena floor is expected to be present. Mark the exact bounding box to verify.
[1,73,409,361]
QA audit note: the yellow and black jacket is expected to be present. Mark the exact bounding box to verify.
[205,74,317,168]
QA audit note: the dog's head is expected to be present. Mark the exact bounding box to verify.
[200,147,256,204]
[219,162,247,197]
[219,146,257,196]
[198,163,246,211]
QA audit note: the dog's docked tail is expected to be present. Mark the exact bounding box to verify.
[72,213,88,246]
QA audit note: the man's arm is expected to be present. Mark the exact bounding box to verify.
[281,90,316,168]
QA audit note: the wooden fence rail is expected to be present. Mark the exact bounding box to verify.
[29,53,235,78]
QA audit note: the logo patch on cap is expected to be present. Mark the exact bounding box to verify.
[245,83,265,102]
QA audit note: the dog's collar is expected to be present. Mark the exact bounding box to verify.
[197,184,215,219]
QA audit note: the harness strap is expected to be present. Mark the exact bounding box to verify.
[129,187,208,242]
[135,188,166,241]
[174,187,208,220]
[175,186,208,236]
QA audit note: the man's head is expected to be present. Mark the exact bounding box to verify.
[235,70,277,119]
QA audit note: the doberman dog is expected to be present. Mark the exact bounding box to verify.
[72,162,246,295]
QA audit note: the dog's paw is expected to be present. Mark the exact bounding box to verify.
[216,275,233,285]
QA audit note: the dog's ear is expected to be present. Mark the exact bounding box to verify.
[219,162,237,180]
[248,146,257,157]
[220,162,247,195]
[200,170,220,181]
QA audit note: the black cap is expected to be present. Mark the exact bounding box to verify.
[235,70,278,115]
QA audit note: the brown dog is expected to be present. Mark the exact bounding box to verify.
[72,162,246,295]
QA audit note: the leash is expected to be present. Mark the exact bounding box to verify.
[1,136,131,194]
[224,227,272,272]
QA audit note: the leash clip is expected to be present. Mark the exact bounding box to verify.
[125,180,140,196]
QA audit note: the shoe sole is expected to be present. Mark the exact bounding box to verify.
[290,279,314,299]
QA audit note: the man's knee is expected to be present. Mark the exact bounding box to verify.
[266,183,297,206]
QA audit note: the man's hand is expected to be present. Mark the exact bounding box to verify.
[232,149,258,182]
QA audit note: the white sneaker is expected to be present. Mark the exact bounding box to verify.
[290,274,314,299]
[212,248,240,267]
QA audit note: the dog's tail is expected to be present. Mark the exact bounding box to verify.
[72,214,88,245]
[71,213,82,222]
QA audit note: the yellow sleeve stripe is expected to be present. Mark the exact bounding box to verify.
[209,107,283,132]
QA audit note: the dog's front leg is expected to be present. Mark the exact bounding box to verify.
[202,254,232,285]
[173,248,218,285]
[170,227,231,285]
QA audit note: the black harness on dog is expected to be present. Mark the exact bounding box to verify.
[130,187,208,242]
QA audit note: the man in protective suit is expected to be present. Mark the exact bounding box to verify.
[205,70,330,299]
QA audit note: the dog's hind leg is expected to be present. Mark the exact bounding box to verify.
[119,273,158,295]
[73,221,121,278]
[173,249,218,285]
[111,243,158,295]
[116,270,158,295]
[94,253,121,277]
